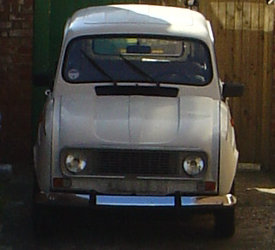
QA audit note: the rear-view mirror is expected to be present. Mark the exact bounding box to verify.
[126,45,151,54]
[222,83,244,98]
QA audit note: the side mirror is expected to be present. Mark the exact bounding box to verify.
[222,83,244,98]
[33,74,54,89]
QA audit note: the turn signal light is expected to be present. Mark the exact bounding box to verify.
[53,178,72,188]
[205,181,216,191]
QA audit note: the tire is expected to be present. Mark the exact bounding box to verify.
[32,175,56,237]
[214,207,235,237]
[32,203,52,234]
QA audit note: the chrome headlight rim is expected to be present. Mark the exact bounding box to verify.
[65,153,87,174]
[182,153,207,177]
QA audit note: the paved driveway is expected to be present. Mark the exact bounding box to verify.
[0,166,274,250]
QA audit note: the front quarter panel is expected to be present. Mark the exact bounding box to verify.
[219,101,238,194]
[33,94,54,193]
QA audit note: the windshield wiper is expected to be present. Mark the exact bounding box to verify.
[80,49,116,84]
[120,54,160,86]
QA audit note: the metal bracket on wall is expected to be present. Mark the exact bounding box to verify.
[184,0,199,8]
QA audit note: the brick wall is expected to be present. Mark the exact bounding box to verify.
[272,5,275,171]
[0,0,33,164]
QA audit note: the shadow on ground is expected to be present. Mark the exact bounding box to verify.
[0,165,274,250]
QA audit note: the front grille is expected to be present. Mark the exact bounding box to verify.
[61,149,181,177]
[94,150,178,176]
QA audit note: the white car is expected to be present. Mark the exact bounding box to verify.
[33,4,243,236]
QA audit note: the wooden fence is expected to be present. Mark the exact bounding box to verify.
[140,0,274,168]
[201,0,273,168]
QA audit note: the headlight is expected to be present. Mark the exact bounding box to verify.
[183,155,205,176]
[65,154,87,173]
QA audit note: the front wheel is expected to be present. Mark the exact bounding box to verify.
[32,175,57,237]
[214,207,235,237]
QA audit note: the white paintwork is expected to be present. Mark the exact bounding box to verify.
[58,93,217,148]
[66,5,210,41]
[219,101,239,194]
[34,5,239,203]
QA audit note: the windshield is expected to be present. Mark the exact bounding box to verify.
[62,35,213,85]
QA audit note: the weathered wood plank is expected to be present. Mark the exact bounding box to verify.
[230,0,243,158]
[261,4,274,168]
[198,0,209,17]
[241,2,257,162]
[225,1,239,143]
[217,1,227,79]
[250,0,262,164]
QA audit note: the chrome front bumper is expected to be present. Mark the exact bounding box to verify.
[35,191,237,209]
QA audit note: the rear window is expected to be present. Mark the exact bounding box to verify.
[62,35,213,85]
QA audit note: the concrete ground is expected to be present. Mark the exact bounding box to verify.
[0,165,274,250]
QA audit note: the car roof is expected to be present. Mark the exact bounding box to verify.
[65,4,212,42]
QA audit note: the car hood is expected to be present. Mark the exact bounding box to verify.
[58,94,219,154]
